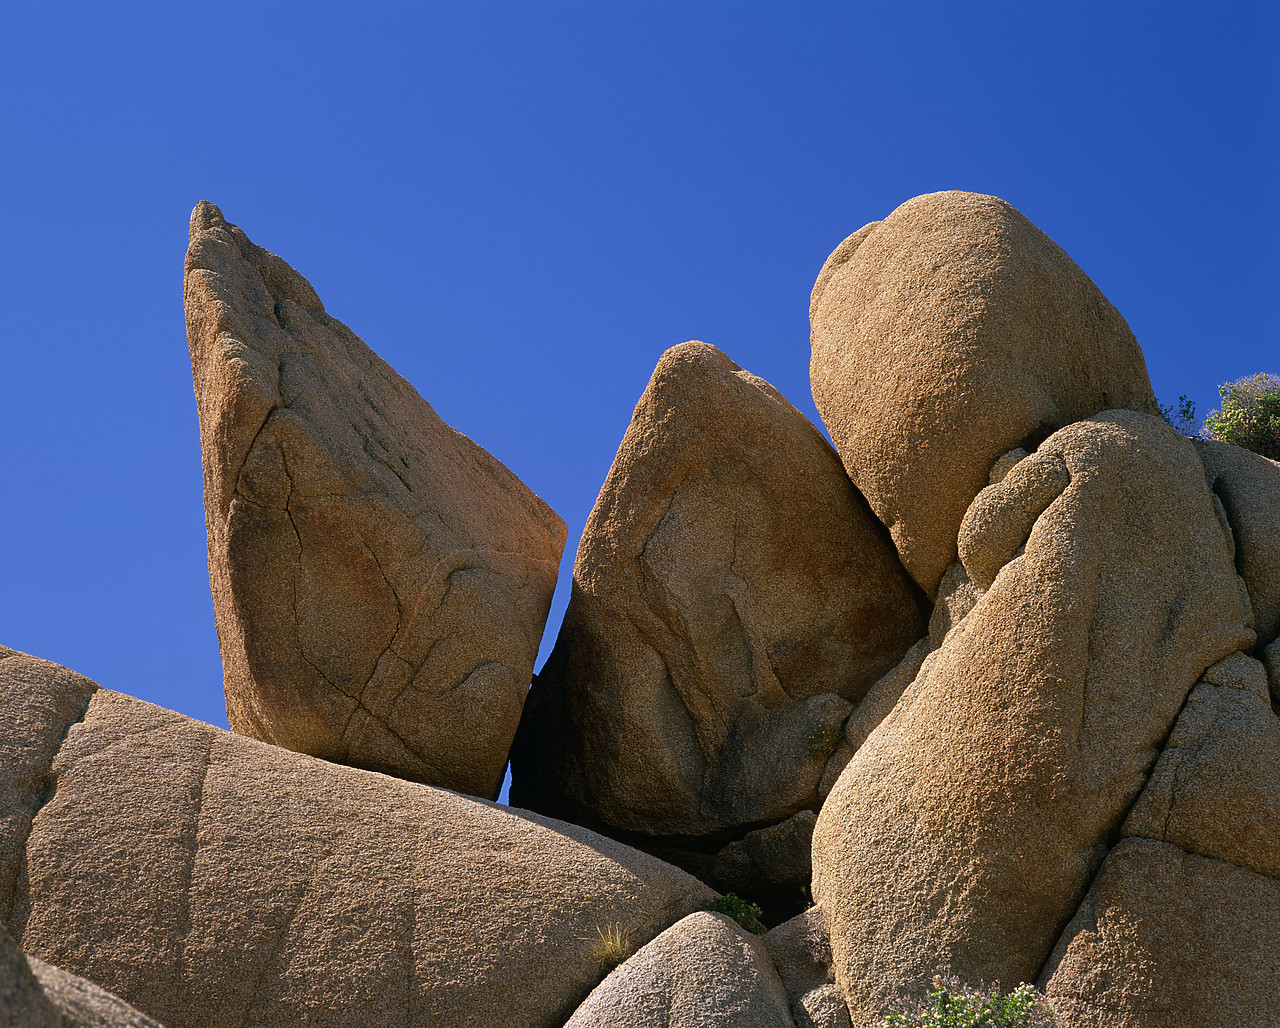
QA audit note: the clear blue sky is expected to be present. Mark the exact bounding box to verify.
[2,4,1276,742]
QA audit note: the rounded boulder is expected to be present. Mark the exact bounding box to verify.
[809,191,1153,596]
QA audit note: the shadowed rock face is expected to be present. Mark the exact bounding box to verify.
[511,342,924,842]
[811,411,1255,1028]
[810,190,1153,597]
[2,921,61,1028]
[762,907,851,1028]
[184,202,566,798]
[2,648,714,1028]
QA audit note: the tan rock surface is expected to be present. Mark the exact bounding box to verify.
[987,447,1030,486]
[811,412,1254,1026]
[1039,839,1280,1028]
[761,908,832,1002]
[1267,636,1280,707]
[4,649,714,1028]
[791,988,851,1028]
[927,563,981,649]
[958,451,1070,591]
[563,911,794,1028]
[4,919,164,1028]
[926,447,1023,647]
[836,638,932,758]
[1121,654,1280,879]
[0,646,98,923]
[712,810,816,895]
[512,341,923,839]
[810,191,1153,595]
[1041,652,1280,1024]
[184,202,566,798]
[1194,438,1280,648]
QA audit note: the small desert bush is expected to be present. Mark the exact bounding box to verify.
[1139,392,1200,436]
[588,923,632,969]
[705,892,766,934]
[809,722,845,761]
[878,977,1054,1027]
[1203,372,1280,460]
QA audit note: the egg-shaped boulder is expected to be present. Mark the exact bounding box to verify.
[809,191,1153,596]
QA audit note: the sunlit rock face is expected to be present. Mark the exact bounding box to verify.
[512,341,924,850]
[3,648,715,1028]
[809,190,1154,597]
[184,201,566,798]
[812,412,1255,1027]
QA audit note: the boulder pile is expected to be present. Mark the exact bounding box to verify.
[3,192,1277,1027]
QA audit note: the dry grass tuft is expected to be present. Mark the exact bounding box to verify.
[589,923,633,970]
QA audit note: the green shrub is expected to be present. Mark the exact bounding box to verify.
[1203,373,1280,460]
[878,977,1054,1027]
[808,722,845,761]
[1139,392,1199,436]
[705,892,766,934]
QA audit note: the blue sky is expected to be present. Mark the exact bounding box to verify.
[2,4,1275,749]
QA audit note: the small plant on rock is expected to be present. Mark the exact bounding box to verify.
[1139,392,1200,436]
[1203,372,1280,460]
[705,892,766,934]
[588,923,633,970]
[808,722,845,761]
[878,976,1054,1027]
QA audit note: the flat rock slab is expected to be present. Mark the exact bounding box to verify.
[810,190,1153,596]
[513,341,922,840]
[185,201,566,798]
[564,912,794,1028]
[3,649,714,1028]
